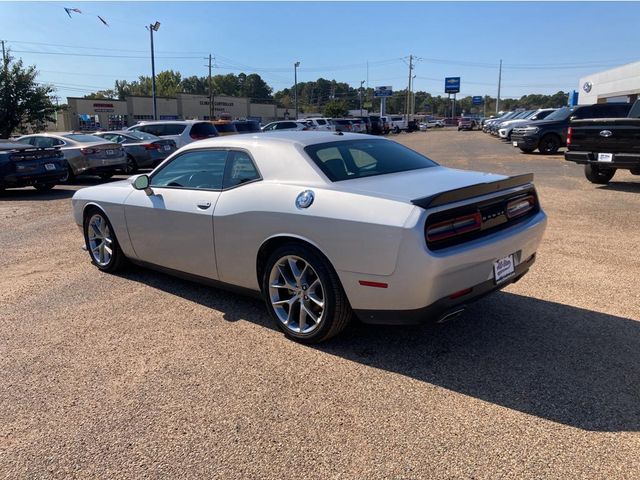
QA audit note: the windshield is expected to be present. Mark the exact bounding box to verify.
[304,139,438,182]
[543,106,574,122]
[63,134,106,143]
[127,131,159,141]
[234,121,260,132]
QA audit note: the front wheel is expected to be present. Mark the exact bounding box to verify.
[538,134,561,154]
[584,164,616,184]
[262,243,352,343]
[83,209,127,272]
[519,147,535,154]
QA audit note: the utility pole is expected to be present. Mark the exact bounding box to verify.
[294,61,300,120]
[496,59,502,114]
[405,54,413,124]
[359,80,365,117]
[208,54,213,120]
[1,40,6,68]
[147,21,161,121]
[411,74,416,115]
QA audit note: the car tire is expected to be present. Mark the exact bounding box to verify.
[60,166,75,184]
[124,155,138,175]
[584,164,616,184]
[98,173,113,180]
[83,208,127,273]
[538,134,561,154]
[393,126,400,134]
[519,147,535,154]
[34,183,55,191]
[262,243,352,344]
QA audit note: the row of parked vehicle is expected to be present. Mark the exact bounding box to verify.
[481,100,640,184]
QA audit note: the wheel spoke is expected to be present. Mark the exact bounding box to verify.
[307,292,324,308]
[288,258,302,281]
[277,264,296,289]
[301,302,318,324]
[90,223,102,238]
[298,299,307,332]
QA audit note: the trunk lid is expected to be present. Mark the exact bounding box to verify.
[569,118,640,153]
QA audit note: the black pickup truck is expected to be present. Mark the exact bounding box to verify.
[565,100,640,184]
[511,102,632,155]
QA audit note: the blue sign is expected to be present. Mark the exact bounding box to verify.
[568,90,579,107]
[374,86,393,97]
[472,96,483,105]
[445,77,461,94]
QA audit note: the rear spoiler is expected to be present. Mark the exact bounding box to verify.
[412,173,534,209]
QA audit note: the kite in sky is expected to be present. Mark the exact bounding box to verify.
[64,7,109,26]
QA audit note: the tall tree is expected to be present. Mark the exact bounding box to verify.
[0,54,58,137]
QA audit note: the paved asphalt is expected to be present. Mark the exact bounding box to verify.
[1,130,639,479]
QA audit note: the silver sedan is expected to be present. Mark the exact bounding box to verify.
[17,132,127,182]
[71,132,547,343]
[94,130,177,174]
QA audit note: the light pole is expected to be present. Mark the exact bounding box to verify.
[359,80,365,117]
[294,61,300,120]
[147,21,161,120]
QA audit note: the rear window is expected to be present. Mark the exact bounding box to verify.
[127,131,158,141]
[233,121,261,133]
[304,139,438,182]
[162,124,188,136]
[63,134,105,143]
[215,123,238,133]
[190,122,218,137]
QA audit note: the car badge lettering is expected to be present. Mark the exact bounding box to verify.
[296,190,315,209]
[599,130,613,138]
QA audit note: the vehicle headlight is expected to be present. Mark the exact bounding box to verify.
[524,127,540,134]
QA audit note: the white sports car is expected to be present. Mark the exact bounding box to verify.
[72,132,547,343]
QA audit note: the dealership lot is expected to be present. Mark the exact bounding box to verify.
[1,130,639,478]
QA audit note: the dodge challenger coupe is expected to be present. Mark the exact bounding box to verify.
[72,132,547,343]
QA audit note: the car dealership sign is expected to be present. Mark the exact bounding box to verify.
[445,77,461,94]
[374,86,393,97]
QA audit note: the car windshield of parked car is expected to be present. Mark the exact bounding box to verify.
[63,134,106,143]
[543,107,573,122]
[304,139,438,182]
[127,131,159,141]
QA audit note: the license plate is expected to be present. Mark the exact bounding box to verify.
[512,141,518,147]
[44,163,56,171]
[106,149,114,155]
[597,153,613,162]
[494,254,516,284]
[163,145,171,151]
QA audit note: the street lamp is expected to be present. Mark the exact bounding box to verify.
[146,21,161,120]
[294,61,300,120]
[359,80,365,117]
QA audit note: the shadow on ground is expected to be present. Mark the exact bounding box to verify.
[598,181,640,193]
[119,266,640,432]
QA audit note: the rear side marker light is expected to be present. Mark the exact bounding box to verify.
[566,127,572,146]
[359,280,388,289]
[506,195,535,219]
[426,212,482,242]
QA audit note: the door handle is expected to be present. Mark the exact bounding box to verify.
[197,201,212,210]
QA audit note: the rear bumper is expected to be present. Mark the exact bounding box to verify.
[75,155,128,175]
[1,161,67,187]
[565,151,640,169]
[354,253,535,325]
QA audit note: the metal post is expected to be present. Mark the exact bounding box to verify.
[294,61,300,120]
[411,74,416,115]
[208,54,213,120]
[453,93,456,120]
[406,54,413,124]
[1,40,6,69]
[359,80,365,117]
[496,59,502,114]
[149,26,157,120]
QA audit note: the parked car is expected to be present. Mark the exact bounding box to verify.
[457,118,477,131]
[332,119,355,133]
[233,120,262,134]
[0,140,67,192]
[511,103,632,154]
[72,131,546,343]
[213,120,239,136]
[425,119,445,128]
[489,111,532,136]
[94,130,177,174]
[369,116,385,135]
[497,109,556,141]
[388,115,407,134]
[261,121,310,132]
[127,120,219,148]
[16,132,127,182]
[483,111,516,133]
[303,118,334,131]
[565,99,640,184]
[349,118,368,134]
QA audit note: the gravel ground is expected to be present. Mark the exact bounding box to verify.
[1,129,639,479]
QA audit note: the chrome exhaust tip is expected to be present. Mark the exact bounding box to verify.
[437,307,466,324]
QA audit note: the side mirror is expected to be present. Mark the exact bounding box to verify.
[132,175,150,190]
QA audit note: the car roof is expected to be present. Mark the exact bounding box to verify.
[180,131,375,151]
[133,120,205,125]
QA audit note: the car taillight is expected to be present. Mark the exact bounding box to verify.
[144,143,161,150]
[80,147,98,155]
[506,195,535,219]
[190,133,207,140]
[426,212,482,242]
[302,127,309,131]
[566,127,572,146]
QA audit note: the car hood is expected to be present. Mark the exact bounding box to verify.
[517,118,566,128]
[335,166,506,204]
[500,118,532,127]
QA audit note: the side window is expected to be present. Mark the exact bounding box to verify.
[317,119,326,125]
[16,137,35,145]
[150,150,228,190]
[33,137,55,148]
[573,107,592,120]
[51,138,65,146]
[139,124,164,136]
[263,123,275,131]
[224,151,260,189]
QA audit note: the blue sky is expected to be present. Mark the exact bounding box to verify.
[2,1,639,101]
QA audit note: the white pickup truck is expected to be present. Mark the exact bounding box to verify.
[381,115,408,134]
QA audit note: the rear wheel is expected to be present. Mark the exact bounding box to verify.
[584,164,616,184]
[83,209,127,272]
[60,166,75,184]
[124,155,138,175]
[519,147,535,154]
[262,243,351,344]
[34,183,55,191]
[538,134,561,154]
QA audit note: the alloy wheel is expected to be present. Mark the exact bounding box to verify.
[268,255,325,335]
[87,213,113,267]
